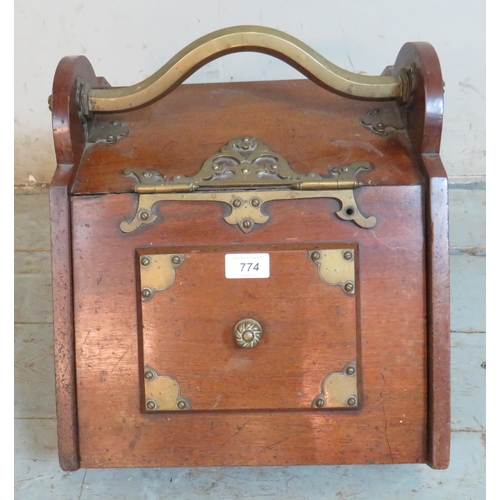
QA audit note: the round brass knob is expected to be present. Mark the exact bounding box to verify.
[233,318,263,348]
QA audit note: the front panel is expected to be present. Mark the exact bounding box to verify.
[71,185,427,468]
[138,245,360,413]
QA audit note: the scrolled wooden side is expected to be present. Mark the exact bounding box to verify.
[390,42,450,470]
[50,56,107,471]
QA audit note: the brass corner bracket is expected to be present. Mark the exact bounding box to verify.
[312,362,358,409]
[360,107,405,136]
[308,248,356,294]
[120,137,377,234]
[139,253,185,301]
[144,365,191,411]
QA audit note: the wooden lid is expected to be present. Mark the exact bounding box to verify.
[72,79,422,195]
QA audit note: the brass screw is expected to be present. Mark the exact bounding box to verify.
[315,398,326,408]
[311,251,321,261]
[343,251,353,261]
[250,198,260,207]
[171,255,181,265]
[241,168,250,174]
[232,198,242,208]
[270,164,278,170]
[140,256,151,267]
[146,400,157,410]
[347,396,357,407]
[106,134,117,144]
[142,171,153,178]
[344,282,354,293]
[242,219,252,229]
[213,164,221,171]
[346,366,356,376]
[144,370,154,380]
[177,400,187,410]
[374,122,385,133]
[139,211,150,221]
[142,288,152,299]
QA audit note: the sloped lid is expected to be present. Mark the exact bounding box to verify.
[72,79,422,195]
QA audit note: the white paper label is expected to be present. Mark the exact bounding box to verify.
[225,253,270,279]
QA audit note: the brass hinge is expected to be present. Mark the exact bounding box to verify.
[120,136,377,234]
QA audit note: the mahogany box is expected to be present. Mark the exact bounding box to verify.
[49,27,450,471]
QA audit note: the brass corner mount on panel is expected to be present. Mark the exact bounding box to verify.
[143,366,191,411]
[360,107,404,136]
[308,248,356,295]
[312,362,358,409]
[120,136,377,234]
[139,253,185,301]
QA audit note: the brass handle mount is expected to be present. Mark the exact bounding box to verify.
[233,318,263,349]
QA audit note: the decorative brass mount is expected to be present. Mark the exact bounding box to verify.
[144,365,191,411]
[308,248,356,294]
[70,26,408,116]
[360,107,405,136]
[312,362,358,409]
[140,254,184,301]
[85,117,129,145]
[121,137,376,234]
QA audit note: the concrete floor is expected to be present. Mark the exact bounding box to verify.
[14,188,486,499]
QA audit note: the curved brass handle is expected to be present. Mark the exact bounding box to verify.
[87,25,406,113]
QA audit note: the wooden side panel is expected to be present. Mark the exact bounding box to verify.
[50,56,108,471]
[423,156,451,469]
[71,186,428,467]
[392,42,450,469]
[50,168,79,471]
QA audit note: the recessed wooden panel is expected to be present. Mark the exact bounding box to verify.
[139,245,359,412]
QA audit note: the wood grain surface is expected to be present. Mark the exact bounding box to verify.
[71,186,427,467]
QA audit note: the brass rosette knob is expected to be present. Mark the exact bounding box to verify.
[233,318,263,348]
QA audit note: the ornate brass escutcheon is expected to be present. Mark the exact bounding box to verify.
[143,365,191,411]
[140,253,184,301]
[312,362,358,409]
[308,248,356,294]
[120,136,376,234]
[233,318,263,348]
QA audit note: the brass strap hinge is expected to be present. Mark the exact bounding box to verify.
[120,136,377,234]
